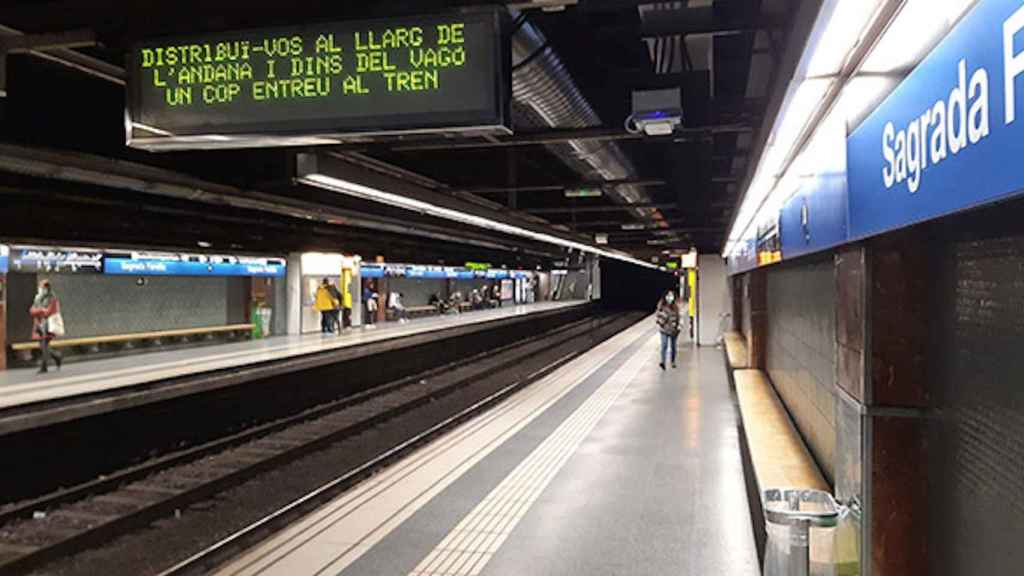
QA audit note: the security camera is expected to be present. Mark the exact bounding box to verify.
[626,88,683,137]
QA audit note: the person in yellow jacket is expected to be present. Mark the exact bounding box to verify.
[314,279,339,334]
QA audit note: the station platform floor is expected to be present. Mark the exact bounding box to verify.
[0,300,585,412]
[213,316,758,576]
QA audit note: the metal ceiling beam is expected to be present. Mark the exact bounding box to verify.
[642,11,785,38]
[590,5,785,38]
[525,203,678,214]
[608,228,721,236]
[454,178,666,195]
[569,219,689,229]
[0,24,126,87]
[371,124,751,152]
[0,29,98,53]
[610,240,719,249]
[0,143,563,257]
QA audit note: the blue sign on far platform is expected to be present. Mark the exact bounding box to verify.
[0,255,8,275]
[848,0,1024,239]
[104,258,285,277]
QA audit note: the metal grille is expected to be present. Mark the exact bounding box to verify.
[931,235,1024,575]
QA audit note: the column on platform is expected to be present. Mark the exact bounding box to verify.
[285,252,302,336]
[835,231,930,576]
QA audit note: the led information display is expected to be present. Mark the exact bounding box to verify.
[127,9,510,150]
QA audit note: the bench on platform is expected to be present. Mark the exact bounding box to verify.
[733,369,833,567]
[723,331,749,369]
[10,324,254,357]
[734,370,828,492]
[405,305,437,319]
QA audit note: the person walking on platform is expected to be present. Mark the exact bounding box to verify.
[315,279,338,334]
[29,280,64,374]
[656,290,682,370]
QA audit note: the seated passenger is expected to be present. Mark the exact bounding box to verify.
[389,291,408,323]
[429,293,449,314]
[450,291,464,314]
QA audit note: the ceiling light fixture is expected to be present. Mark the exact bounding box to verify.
[725,0,981,258]
[297,173,662,270]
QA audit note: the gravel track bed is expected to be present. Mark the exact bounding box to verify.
[15,314,636,575]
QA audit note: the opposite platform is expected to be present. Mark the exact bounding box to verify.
[0,300,585,414]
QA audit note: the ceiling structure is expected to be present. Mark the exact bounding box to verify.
[0,0,805,266]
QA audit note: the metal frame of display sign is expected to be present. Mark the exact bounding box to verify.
[125,8,512,150]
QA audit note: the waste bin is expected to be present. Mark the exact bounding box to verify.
[762,488,842,576]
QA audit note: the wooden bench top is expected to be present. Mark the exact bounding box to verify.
[734,369,828,492]
[733,369,844,566]
[11,324,254,351]
[723,331,749,369]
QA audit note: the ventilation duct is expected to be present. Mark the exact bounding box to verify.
[511,16,667,227]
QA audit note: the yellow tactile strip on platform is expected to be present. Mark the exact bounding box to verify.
[723,331,749,369]
[733,369,828,492]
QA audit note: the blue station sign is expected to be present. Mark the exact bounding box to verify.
[361,263,529,279]
[0,245,8,274]
[105,257,285,277]
[848,0,1024,239]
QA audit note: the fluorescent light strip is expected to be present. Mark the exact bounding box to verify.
[725,0,981,258]
[298,174,662,270]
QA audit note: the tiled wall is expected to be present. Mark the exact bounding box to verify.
[6,274,249,340]
[765,259,836,484]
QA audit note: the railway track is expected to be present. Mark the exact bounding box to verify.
[0,312,638,575]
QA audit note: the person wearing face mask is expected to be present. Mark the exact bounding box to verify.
[656,290,682,370]
[29,280,64,374]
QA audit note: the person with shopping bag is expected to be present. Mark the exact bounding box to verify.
[29,279,64,374]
